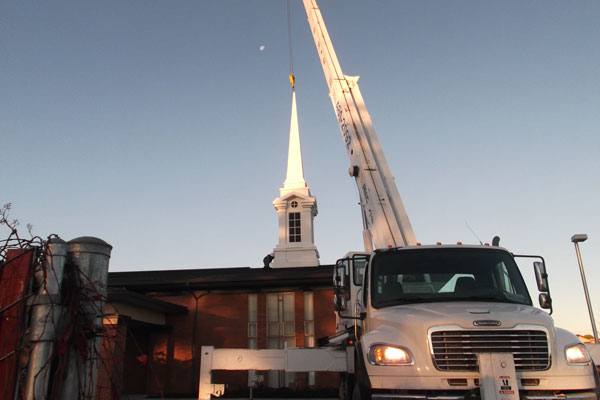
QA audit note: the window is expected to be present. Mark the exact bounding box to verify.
[304,292,315,386]
[267,292,296,388]
[248,294,258,386]
[267,293,295,346]
[371,248,533,308]
[248,294,257,348]
[353,257,368,286]
[493,262,526,302]
[288,212,301,242]
[304,292,315,346]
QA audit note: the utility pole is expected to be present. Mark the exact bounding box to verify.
[571,234,598,343]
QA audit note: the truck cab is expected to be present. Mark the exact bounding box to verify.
[333,245,600,400]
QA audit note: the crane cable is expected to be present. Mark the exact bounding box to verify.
[287,0,295,90]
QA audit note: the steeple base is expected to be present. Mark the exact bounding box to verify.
[271,246,319,268]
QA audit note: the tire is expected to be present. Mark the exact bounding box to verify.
[351,382,362,400]
[352,344,372,400]
[351,380,371,400]
[339,373,353,400]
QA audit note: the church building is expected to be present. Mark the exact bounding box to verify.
[97,89,337,399]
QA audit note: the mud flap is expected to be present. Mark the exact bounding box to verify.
[478,353,520,400]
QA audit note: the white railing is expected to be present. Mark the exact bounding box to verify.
[197,346,353,400]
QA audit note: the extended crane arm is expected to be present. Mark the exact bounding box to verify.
[302,0,417,250]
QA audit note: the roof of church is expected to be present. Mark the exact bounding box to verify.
[108,287,188,314]
[108,264,334,292]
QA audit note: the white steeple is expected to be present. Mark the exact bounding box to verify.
[271,88,319,268]
[281,91,309,196]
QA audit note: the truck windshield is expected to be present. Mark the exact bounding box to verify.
[371,248,532,308]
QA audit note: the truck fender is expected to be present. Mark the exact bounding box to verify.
[592,362,600,394]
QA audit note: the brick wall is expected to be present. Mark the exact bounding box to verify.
[313,288,340,389]
[153,291,250,396]
[101,287,337,397]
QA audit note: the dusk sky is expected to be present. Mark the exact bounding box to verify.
[2,0,599,335]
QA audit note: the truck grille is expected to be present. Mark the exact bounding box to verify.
[430,329,550,371]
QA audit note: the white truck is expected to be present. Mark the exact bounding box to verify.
[198,2,600,399]
[331,248,599,400]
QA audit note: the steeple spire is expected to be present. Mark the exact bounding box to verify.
[281,90,309,196]
[270,82,319,268]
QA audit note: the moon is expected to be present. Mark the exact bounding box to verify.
[259,44,266,52]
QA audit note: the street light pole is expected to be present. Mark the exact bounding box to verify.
[571,234,598,343]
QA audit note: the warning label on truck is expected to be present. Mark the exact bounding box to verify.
[498,376,514,395]
[478,353,520,400]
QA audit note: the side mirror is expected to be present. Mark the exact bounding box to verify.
[539,293,552,309]
[534,261,549,292]
[334,293,347,312]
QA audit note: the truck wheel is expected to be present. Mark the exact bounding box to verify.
[351,381,371,400]
[352,344,371,400]
[339,373,353,400]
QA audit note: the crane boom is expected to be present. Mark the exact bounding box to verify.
[302,0,417,250]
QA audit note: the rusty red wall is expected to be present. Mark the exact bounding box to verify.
[0,249,34,400]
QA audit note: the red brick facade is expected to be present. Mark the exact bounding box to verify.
[98,280,338,398]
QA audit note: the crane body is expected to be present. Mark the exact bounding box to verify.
[303,0,416,251]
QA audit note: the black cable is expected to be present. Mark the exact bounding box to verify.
[287,0,294,76]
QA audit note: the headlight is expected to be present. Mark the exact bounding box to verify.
[565,343,591,364]
[368,344,413,365]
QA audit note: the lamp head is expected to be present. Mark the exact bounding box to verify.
[571,234,588,243]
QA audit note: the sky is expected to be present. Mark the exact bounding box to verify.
[1,0,599,335]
